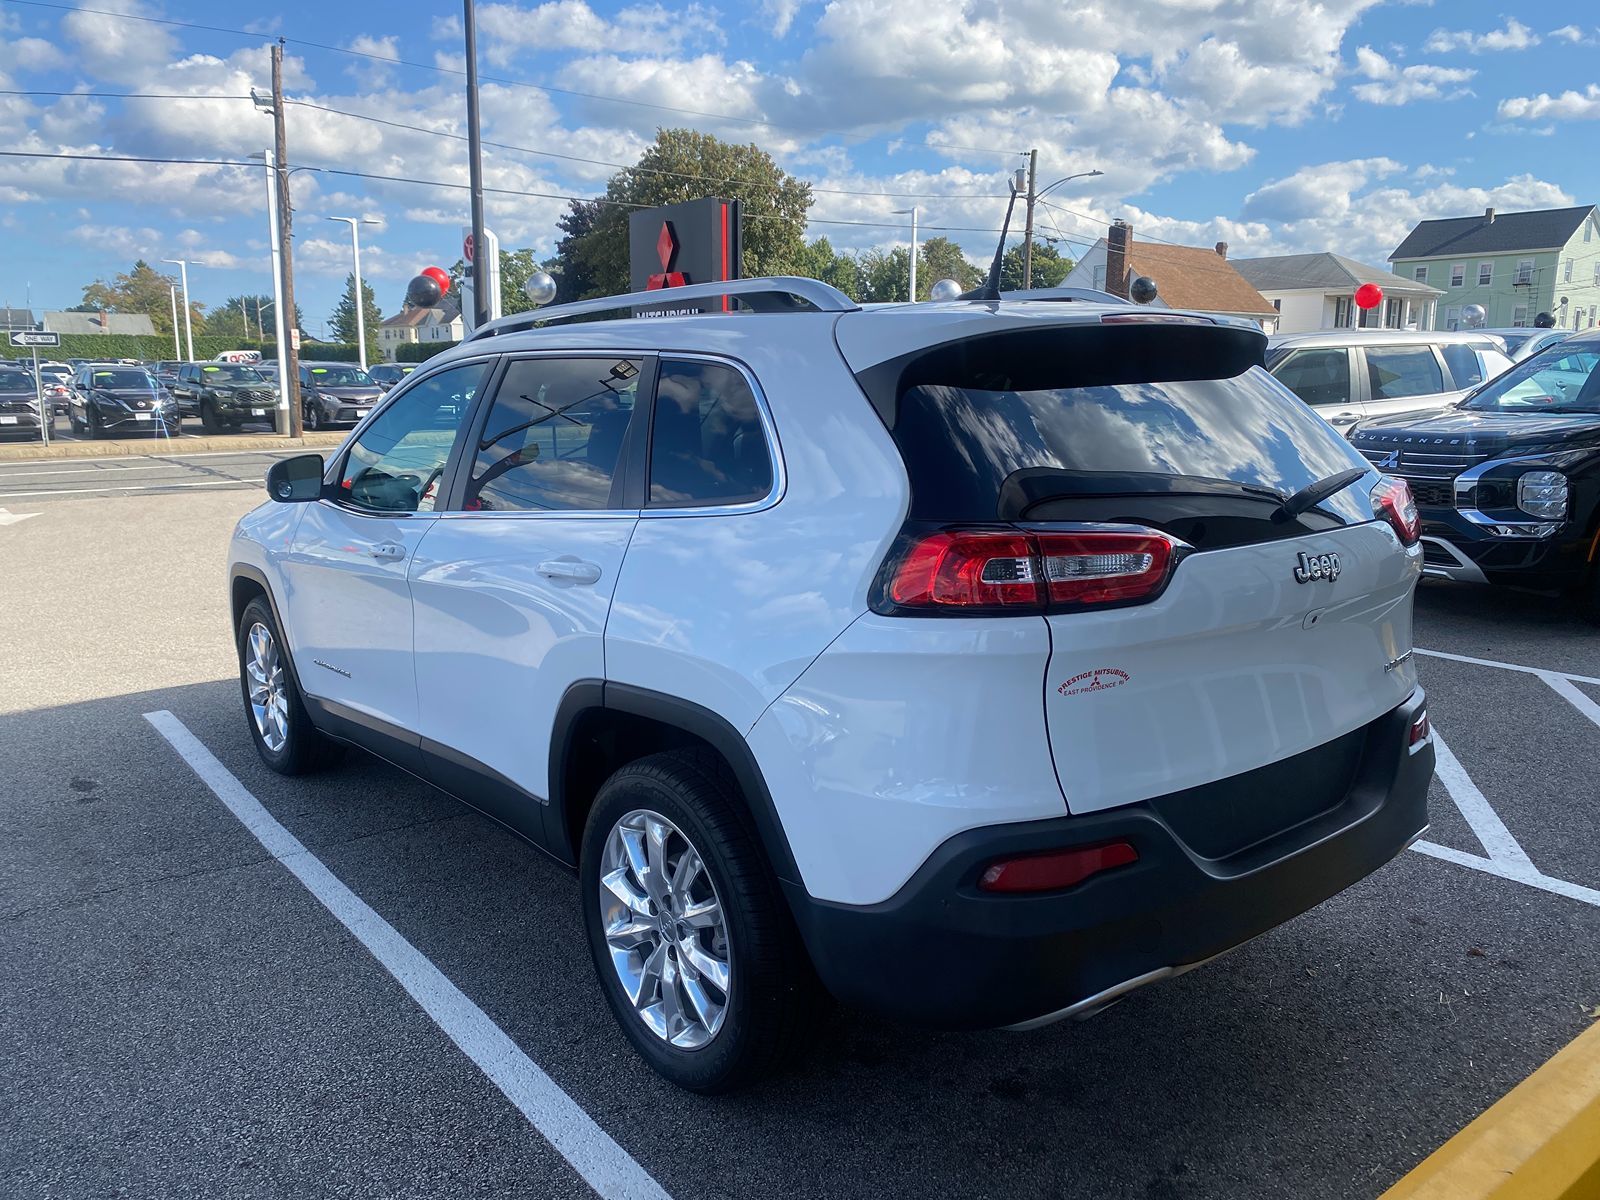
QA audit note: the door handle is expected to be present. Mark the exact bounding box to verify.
[1331,412,1360,426]
[538,558,603,585]
[368,541,406,563]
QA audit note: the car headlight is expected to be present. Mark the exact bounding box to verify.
[1517,470,1568,521]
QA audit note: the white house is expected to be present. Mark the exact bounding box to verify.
[378,299,463,361]
[1231,253,1442,333]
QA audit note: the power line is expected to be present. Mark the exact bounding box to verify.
[0,147,1012,234]
[0,0,1024,159]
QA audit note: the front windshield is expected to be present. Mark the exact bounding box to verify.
[1461,344,1600,414]
[1496,332,1536,356]
[307,365,374,386]
[0,372,35,392]
[88,368,156,390]
[200,364,264,382]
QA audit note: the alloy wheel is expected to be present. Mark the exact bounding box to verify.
[598,809,732,1049]
[244,621,290,753]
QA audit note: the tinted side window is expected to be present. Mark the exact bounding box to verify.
[463,356,642,512]
[648,360,774,508]
[338,362,486,513]
[1441,344,1486,389]
[1366,347,1444,400]
[1272,349,1351,406]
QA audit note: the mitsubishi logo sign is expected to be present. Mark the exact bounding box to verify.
[647,221,687,290]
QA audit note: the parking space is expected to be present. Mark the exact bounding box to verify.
[0,448,302,504]
[3,488,1599,1200]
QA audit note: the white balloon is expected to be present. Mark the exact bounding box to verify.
[523,271,557,307]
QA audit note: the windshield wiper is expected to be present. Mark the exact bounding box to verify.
[1271,467,1367,524]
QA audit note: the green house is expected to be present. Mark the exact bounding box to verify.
[1389,205,1600,331]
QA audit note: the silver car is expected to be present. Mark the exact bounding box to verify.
[1266,330,1514,430]
[1476,328,1569,363]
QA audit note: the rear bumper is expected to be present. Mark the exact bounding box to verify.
[786,688,1433,1030]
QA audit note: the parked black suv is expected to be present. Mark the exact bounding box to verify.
[171,362,279,432]
[299,361,382,430]
[67,364,180,438]
[1351,332,1600,615]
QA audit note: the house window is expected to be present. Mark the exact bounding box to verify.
[1272,298,1281,312]
[1515,259,1534,285]
[1477,262,1493,286]
[1334,296,1352,327]
[1444,305,1461,330]
[1587,221,1593,244]
[1594,263,1600,286]
[1565,259,1574,283]
[1450,263,1465,287]
[1413,265,1428,283]
[1513,305,1528,327]
[1385,298,1402,328]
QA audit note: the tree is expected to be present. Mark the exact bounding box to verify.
[329,272,382,360]
[566,129,813,298]
[916,237,981,298]
[999,240,1075,291]
[550,199,603,303]
[856,246,912,303]
[209,294,300,342]
[78,260,204,338]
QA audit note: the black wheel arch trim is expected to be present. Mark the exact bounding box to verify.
[548,680,802,885]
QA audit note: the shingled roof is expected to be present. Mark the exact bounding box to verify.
[1122,241,1278,318]
[1390,206,1596,261]
[1232,252,1441,296]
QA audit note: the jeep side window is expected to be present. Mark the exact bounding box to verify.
[336,362,487,514]
[648,360,774,508]
[1440,344,1486,389]
[463,356,643,512]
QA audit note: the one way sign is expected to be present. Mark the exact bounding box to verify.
[8,330,60,348]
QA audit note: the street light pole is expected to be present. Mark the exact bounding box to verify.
[162,259,194,360]
[1027,168,1105,289]
[892,207,919,301]
[463,0,490,332]
[328,216,380,371]
[168,286,180,359]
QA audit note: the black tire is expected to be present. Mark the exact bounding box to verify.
[68,408,83,435]
[200,399,221,434]
[304,401,321,431]
[580,749,813,1093]
[1578,562,1600,625]
[235,597,343,775]
[85,407,102,440]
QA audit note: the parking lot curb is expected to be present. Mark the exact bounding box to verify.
[0,432,348,462]
[1382,1020,1600,1199]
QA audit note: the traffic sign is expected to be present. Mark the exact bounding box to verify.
[8,330,60,348]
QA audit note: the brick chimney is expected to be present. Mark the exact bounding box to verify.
[98,309,109,332]
[1215,241,1229,259]
[1106,220,1132,299]
[1485,207,1496,224]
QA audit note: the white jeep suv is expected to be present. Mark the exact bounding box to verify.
[229,277,1434,1092]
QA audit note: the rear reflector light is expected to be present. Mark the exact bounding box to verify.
[979,841,1139,893]
[875,526,1179,615]
[1409,709,1430,750]
[1099,313,1215,326]
[1371,475,1420,546]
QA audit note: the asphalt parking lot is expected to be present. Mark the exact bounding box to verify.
[3,469,1598,1200]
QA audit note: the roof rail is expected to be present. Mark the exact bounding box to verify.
[464,276,859,342]
[999,286,1133,305]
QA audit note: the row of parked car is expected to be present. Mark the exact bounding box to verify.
[1263,324,1599,613]
[0,357,417,440]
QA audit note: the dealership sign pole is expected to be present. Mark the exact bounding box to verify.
[10,330,59,448]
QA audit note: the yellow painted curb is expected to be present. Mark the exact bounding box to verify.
[1383,1019,1600,1199]
[0,432,348,462]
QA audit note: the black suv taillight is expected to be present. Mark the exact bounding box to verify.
[870,524,1180,616]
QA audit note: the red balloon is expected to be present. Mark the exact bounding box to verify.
[421,265,450,296]
[1354,282,1383,310]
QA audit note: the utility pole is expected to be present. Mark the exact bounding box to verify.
[1022,148,1038,290]
[271,40,302,437]
[463,0,490,332]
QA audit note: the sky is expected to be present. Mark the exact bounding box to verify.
[0,0,1595,336]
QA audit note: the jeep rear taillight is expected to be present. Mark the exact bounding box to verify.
[1371,475,1420,546]
[872,525,1180,615]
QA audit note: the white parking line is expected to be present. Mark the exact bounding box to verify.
[0,479,256,498]
[1415,647,1600,688]
[144,710,673,1200]
[1539,672,1600,732]
[1412,726,1600,909]
[0,463,176,478]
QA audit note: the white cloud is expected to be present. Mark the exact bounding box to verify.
[761,0,805,37]
[1546,25,1595,46]
[469,1,724,67]
[1350,46,1475,105]
[345,35,400,89]
[1424,18,1539,54]
[61,0,178,83]
[1498,85,1600,122]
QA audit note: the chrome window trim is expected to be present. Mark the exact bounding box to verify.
[640,351,786,520]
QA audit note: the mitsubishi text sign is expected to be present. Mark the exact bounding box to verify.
[628,197,742,315]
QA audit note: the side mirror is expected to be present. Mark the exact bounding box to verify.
[265,453,326,503]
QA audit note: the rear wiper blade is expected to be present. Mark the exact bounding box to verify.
[1271,467,1368,524]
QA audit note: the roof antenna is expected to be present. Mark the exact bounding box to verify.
[961,169,1024,301]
